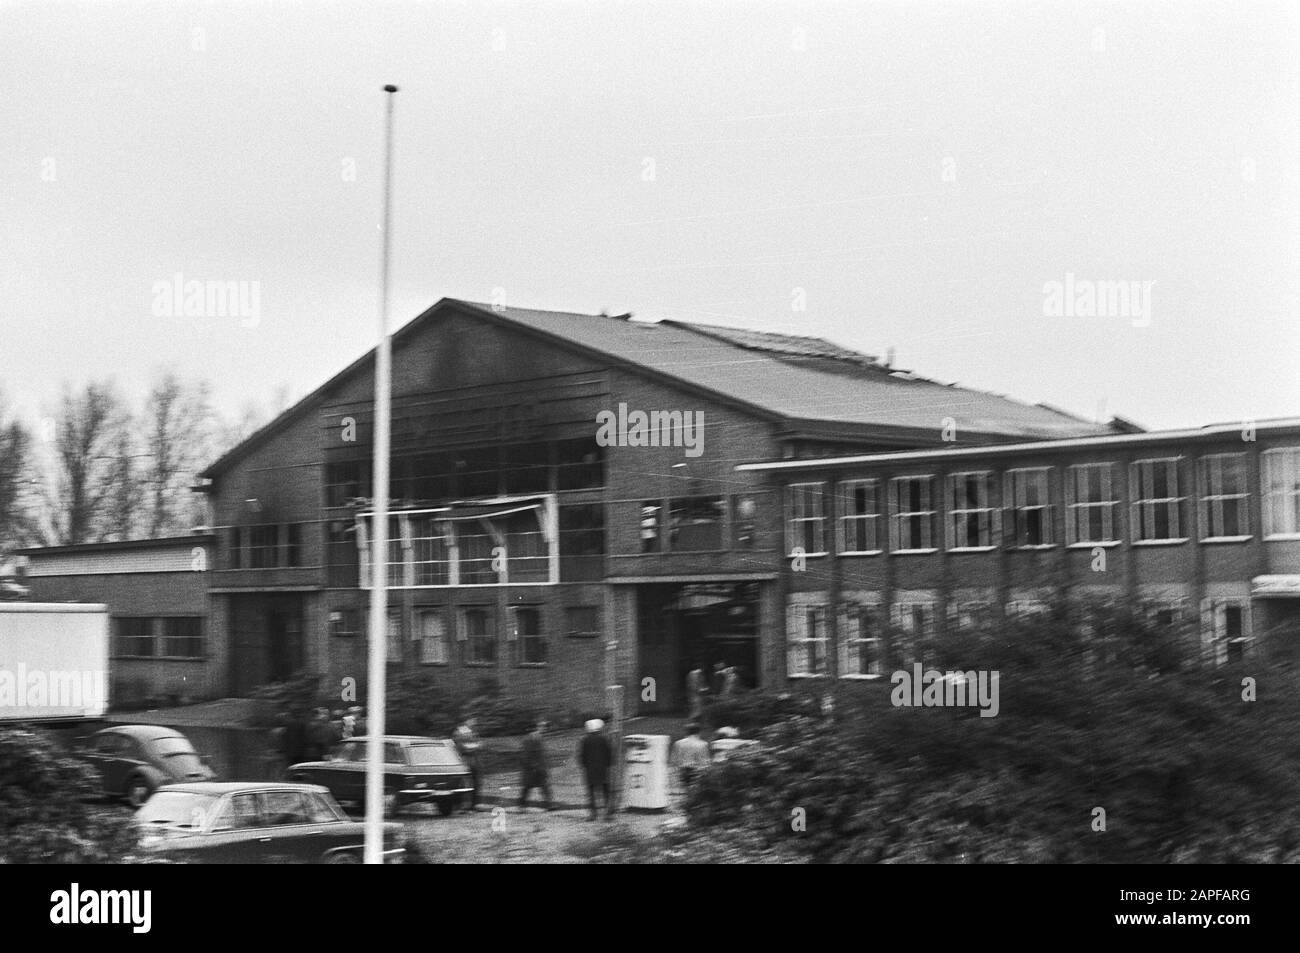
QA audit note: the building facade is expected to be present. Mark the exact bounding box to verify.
[199,298,1115,716]
[738,422,1300,685]
[17,536,214,707]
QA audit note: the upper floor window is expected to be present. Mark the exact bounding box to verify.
[889,476,936,552]
[890,601,935,665]
[1199,454,1249,540]
[1263,447,1300,538]
[1005,468,1054,547]
[669,496,726,551]
[1132,458,1185,542]
[947,472,994,550]
[785,483,827,556]
[1066,463,1119,544]
[249,525,280,569]
[837,480,880,554]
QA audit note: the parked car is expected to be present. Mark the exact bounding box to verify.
[133,782,405,863]
[75,725,214,807]
[288,735,473,816]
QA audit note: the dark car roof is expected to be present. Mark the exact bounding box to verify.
[154,781,329,796]
[97,725,189,741]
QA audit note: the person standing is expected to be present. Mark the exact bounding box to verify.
[453,716,483,810]
[577,719,614,820]
[686,664,708,720]
[517,721,553,811]
[670,722,712,791]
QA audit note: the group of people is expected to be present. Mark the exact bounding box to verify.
[685,661,741,719]
[452,715,616,820]
[276,705,366,766]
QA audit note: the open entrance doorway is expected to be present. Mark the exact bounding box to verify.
[636,581,760,715]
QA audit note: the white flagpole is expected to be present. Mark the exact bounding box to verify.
[365,83,398,864]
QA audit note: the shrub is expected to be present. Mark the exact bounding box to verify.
[676,597,1300,863]
[0,728,140,863]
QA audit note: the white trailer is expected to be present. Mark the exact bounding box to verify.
[0,603,109,723]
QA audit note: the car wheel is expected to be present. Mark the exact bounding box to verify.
[437,798,455,817]
[325,851,362,864]
[125,776,153,809]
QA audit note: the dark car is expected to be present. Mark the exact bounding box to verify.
[288,735,473,816]
[133,782,405,864]
[76,725,215,807]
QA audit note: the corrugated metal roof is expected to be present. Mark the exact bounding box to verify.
[455,301,1111,439]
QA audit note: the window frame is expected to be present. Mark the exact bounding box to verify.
[889,475,937,554]
[837,479,882,555]
[415,607,448,666]
[838,600,885,678]
[1004,467,1055,548]
[785,482,828,557]
[1201,598,1252,665]
[786,601,829,678]
[1198,453,1251,542]
[1262,447,1300,539]
[1130,457,1187,544]
[946,471,995,551]
[459,606,498,667]
[510,605,548,667]
[1065,462,1120,546]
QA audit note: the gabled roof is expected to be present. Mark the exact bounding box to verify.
[201,297,1120,479]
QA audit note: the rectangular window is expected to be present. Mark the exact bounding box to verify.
[668,496,726,551]
[890,476,935,552]
[249,524,280,569]
[284,523,303,567]
[115,617,155,657]
[162,617,204,658]
[559,504,604,582]
[947,472,994,550]
[511,606,547,665]
[786,604,828,677]
[227,527,243,569]
[1263,448,1300,537]
[891,602,935,664]
[566,606,601,638]
[639,501,663,553]
[1006,468,1054,547]
[1066,463,1119,544]
[416,609,448,665]
[329,608,361,638]
[410,516,453,586]
[1202,599,1251,665]
[461,607,496,665]
[1199,454,1249,540]
[839,602,884,677]
[325,459,369,508]
[556,437,605,490]
[785,483,826,555]
[1132,458,1185,542]
[837,480,880,554]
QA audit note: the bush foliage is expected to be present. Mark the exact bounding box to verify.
[0,728,140,863]
[675,599,1300,863]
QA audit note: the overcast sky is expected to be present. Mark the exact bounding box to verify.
[3,0,1297,434]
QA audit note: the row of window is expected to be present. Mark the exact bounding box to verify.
[324,437,605,508]
[786,597,1251,677]
[329,604,603,667]
[114,617,205,659]
[786,449,1300,555]
[228,523,304,569]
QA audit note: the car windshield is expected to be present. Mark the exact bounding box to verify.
[135,792,219,829]
[406,744,462,766]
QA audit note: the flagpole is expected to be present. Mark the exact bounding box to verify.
[365,82,398,865]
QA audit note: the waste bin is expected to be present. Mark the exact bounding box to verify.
[622,734,670,810]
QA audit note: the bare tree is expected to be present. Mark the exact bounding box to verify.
[42,381,129,545]
[141,372,214,536]
[0,394,34,550]
[103,427,144,541]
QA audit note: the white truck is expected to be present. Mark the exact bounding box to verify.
[0,603,109,723]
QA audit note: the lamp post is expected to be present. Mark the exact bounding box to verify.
[364,83,399,865]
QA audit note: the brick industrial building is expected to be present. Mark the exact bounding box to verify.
[741,422,1300,683]
[194,298,1125,716]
